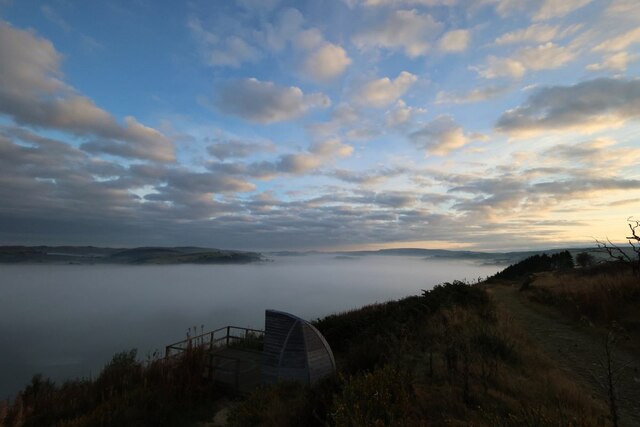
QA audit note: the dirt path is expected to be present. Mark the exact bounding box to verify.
[488,283,640,427]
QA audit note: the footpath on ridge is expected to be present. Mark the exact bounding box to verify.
[487,283,640,427]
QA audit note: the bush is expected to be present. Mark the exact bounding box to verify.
[330,365,414,427]
[493,251,574,281]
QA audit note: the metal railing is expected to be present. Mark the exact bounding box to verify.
[165,326,264,358]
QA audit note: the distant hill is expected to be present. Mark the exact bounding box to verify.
[332,247,599,265]
[0,246,263,265]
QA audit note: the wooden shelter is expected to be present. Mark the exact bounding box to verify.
[165,310,335,391]
[262,309,336,385]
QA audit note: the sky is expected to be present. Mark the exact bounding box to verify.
[0,0,639,251]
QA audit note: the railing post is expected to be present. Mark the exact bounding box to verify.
[208,353,214,380]
[165,346,170,358]
[235,359,240,389]
[226,326,230,347]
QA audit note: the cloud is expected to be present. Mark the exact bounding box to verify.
[473,56,526,79]
[353,9,443,57]
[474,43,576,79]
[164,170,255,194]
[385,100,426,127]
[301,43,351,82]
[593,27,640,52]
[435,85,510,104]
[41,5,71,32]
[207,139,276,160]
[274,139,353,174]
[350,0,455,6]
[214,78,330,123]
[542,138,640,170]
[533,0,593,21]
[236,0,282,11]
[476,0,526,17]
[261,8,306,52]
[495,24,559,45]
[208,139,353,177]
[329,167,404,185]
[0,21,174,162]
[410,115,471,156]
[352,71,417,108]
[587,52,635,72]
[306,103,361,138]
[437,29,470,52]
[188,17,262,67]
[605,0,640,15]
[517,42,576,70]
[496,78,640,136]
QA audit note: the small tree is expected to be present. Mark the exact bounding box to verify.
[595,217,640,277]
[576,252,594,268]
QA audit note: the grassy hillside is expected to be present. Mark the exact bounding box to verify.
[523,263,640,353]
[227,281,606,426]
[3,259,628,426]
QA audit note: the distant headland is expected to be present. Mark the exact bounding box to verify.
[0,246,263,265]
[0,244,600,266]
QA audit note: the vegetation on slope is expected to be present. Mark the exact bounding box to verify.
[227,281,605,426]
[2,263,620,426]
[491,250,574,281]
[523,263,640,351]
[0,348,222,427]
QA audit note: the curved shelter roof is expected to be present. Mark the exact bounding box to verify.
[262,310,336,385]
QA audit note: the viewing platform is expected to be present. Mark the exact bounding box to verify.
[165,310,336,393]
[165,325,264,393]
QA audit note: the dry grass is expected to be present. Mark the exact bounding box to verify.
[528,267,640,335]
[229,283,609,426]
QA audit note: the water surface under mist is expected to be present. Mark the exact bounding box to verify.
[0,254,503,398]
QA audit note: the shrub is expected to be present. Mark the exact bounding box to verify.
[330,365,414,427]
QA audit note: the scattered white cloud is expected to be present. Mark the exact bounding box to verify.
[517,42,576,70]
[2,3,640,249]
[188,17,262,67]
[438,29,470,52]
[435,85,510,104]
[542,138,640,170]
[352,9,443,57]
[215,78,331,123]
[605,0,640,15]
[484,0,532,18]
[495,24,559,45]
[410,115,471,156]
[475,42,576,79]
[587,51,635,72]
[236,0,282,11]
[353,0,456,6]
[207,139,277,160]
[593,27,640,52]
[385,100,426,127]
[496,77,640,136]
[0,21,174,162]
[209,138,354,177]
[533,0,593,21]
[302,43,351,82]
[260,8,305,52]
[352,71,418,107]
[473,56,526,79]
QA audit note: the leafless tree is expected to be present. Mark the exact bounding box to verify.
[595,217,640,277]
